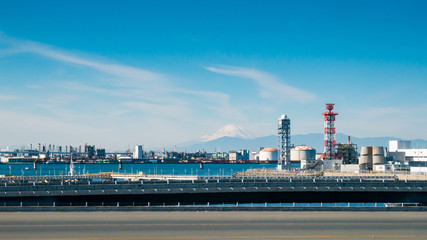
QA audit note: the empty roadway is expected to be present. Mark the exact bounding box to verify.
[1,211,427,240]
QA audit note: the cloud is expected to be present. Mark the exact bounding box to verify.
[0,33,162,83]
[0,94,18,101]
[205,65,316,103]
[0,33,256,147]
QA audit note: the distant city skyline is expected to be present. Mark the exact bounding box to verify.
[0,1,427,150]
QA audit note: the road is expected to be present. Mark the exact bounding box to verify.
[0,211,426,240]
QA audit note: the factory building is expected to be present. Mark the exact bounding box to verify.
[389,140,427,162]
[336,136,358,164]
[259,148,278,162]
[290,145,316,169]
[228,149,250,162]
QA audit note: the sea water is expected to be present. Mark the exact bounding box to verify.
[0,163,299,177]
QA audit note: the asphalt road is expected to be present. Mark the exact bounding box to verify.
[0,211,426,240]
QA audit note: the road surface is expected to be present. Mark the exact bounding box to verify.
[0,211,426,239]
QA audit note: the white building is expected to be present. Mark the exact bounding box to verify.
[389,140,427,162]
[133,145,143,159]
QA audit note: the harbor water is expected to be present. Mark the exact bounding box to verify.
[0,163,300,177]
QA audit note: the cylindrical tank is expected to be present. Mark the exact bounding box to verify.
[360,146,372,156]
[359,146,373,170]
[372,146,385,165]
[373,155,385,165]
[291,146,316,162]
[358,155,369,165]
[259,148,278,162]
[372,146,385,156]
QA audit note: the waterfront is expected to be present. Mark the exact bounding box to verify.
[0,211,426,240]
[0,163,291,177]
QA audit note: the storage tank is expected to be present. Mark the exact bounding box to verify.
[259,148,278,162]
[291,146,316,161]
[359,146,373,171]
[372,146,385,165]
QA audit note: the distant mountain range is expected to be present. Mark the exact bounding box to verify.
[200,124,254,142]
[178,132,427,153]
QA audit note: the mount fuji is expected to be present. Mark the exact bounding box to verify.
[200,124,254,142]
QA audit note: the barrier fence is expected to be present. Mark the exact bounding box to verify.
[0,201,420,208]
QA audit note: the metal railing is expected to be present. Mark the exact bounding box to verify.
[0,201,420,208]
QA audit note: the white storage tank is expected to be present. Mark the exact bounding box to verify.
[259,148,278,162]
[291,145,316,169]
[291,145,316,161]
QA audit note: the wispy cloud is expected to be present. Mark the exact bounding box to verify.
[0,33,162,83]
[0,94,18,101]
[0,33,253,147]
[205,65,316,103]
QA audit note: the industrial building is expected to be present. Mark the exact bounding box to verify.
[133,145,143,159]
[336,136,358,164]
[228,150,249,162]
[389,140,427,162]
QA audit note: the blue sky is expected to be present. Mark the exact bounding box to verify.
[0,1,427,150]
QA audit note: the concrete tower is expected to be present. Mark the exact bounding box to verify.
[277,114,291,170]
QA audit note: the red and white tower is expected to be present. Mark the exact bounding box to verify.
[319,103,340,160]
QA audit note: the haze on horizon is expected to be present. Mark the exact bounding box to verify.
[0,1,427,151]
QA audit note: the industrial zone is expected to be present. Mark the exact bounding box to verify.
[1,103,427,209]
[1,103,426,176]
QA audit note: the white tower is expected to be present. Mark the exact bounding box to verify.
[278,114,291,170]
[69,153,75,176]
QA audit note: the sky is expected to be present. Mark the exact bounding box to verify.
[0,0,427,151]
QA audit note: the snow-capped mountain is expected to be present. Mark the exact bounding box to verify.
[200,124,254,142]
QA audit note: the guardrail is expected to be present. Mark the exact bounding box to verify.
[0,201,420,208]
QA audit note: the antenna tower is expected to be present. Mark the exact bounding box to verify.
[319,103,340,160]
